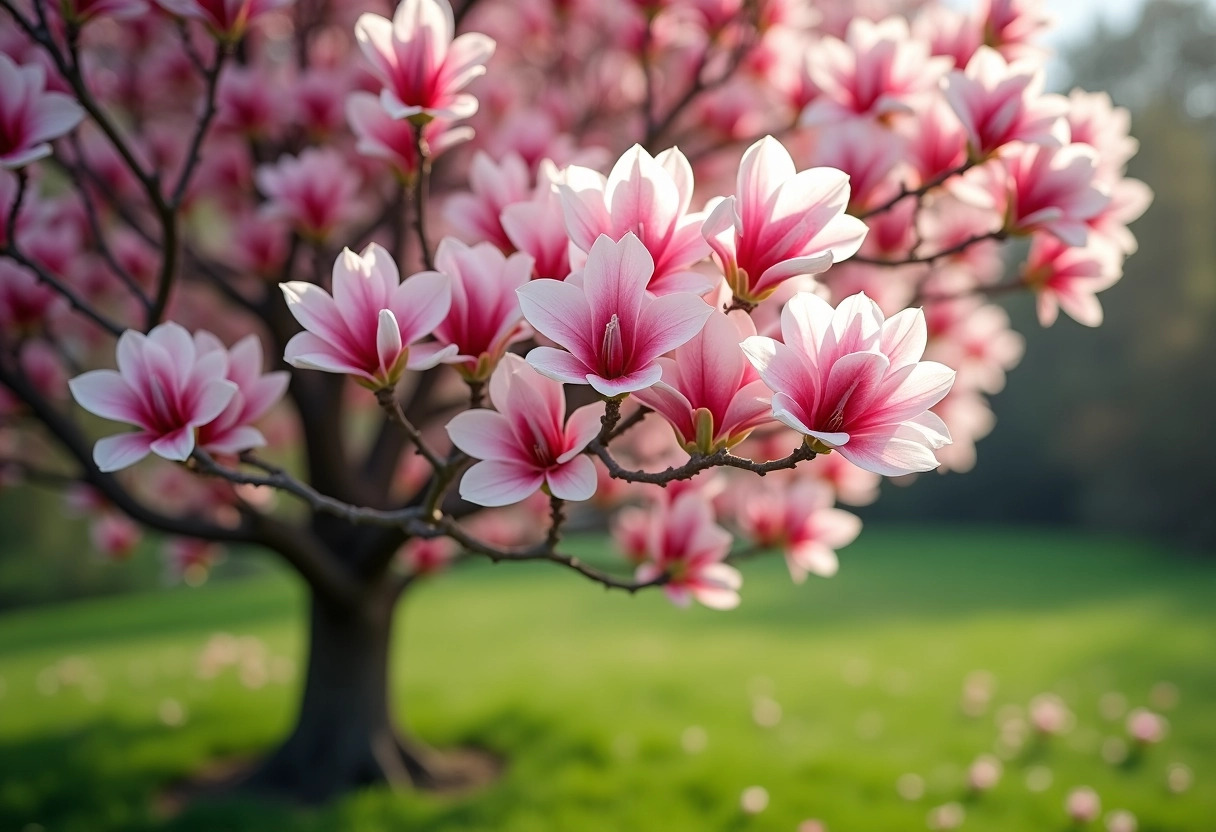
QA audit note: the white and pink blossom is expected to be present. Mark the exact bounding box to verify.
[518,233,712,398]
[68,323,239,471]
[355,0,495,123]
[742,291,955,476]
[702,135,868,306]
[447,354,603,507]
[280,243,454,390]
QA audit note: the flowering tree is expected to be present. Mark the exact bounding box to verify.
[0,0,1149,802]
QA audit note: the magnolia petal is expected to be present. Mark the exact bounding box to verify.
[459,459,545,507]
[93,432,153,472]
[376,308,404,376]
[633,291,713,366]
[201,425,267,454]
[526,345,593,385]
[446,408,524,462]
[586,364,663,397]
[405,341,460,370]
[149,424,196,461]
[516,279,594,361]
[558,402,607,463]
[68,370,142,425]
[545,455,598,501]
[837,424,942,476]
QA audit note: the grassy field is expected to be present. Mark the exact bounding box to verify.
[0,525,1213,831]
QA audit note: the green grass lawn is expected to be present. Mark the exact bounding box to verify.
[0,525,1213,831]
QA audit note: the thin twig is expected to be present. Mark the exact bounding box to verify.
[375,386,446,470]
[590,441,815,485]
[430,517,668,593]
[852,230,1008,268]
[856,160,975,220]
[410,123,435,270]
[1,246,126,337]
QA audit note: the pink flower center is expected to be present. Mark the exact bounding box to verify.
[599,314,625,378]
[824,374,863,432]
[531,441,554,468]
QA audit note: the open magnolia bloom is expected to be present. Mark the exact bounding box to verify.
[355,0,495,123]
[280,243,455,390]
[446,354,603,507]
[702,136,869,307]
[518,233,712,398]
[634,309,773,455]
[0,54,84,169]
[742,292,956,477]
[68,324,239,471]
[559,145,714,295]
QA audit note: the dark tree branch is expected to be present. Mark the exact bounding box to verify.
[856,161,976,220]
[851,230,1008,268]
[589,441,815,485]
[427,517,668,593]
[1,246,126,337]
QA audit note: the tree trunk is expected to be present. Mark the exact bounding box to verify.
[243,584,437,803]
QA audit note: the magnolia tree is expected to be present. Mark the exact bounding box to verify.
[0,0,1149,802]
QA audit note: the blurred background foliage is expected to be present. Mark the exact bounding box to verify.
[2,0,1215,608]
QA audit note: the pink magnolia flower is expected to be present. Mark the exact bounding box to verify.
[736,478,861,582]
[996,141,1110,246]
[501,160,571,280]
[805,119,905,214]
[68,322,239,472]
[634,309,772,454]
[943,46,1066,159]
[346,92,472,179]
[1063,90,1138,182]
[1087,177,1152,256]
[924,299,1025,394]
[194,333,289,454]
[255,148,361,241]
[1022,234,1122,327]
[156,0,291,40]
[979,0,1051,62]
[446,353,604,506]
[898,96,968,187]
[19,339,68,400]
[431,238,533,381]
[355,0,495,123]
[281,243,454,390]
[293,70,349,138]
[399,537,457,575]
[559,145,714,295]
[518,233,713,398]
[804,450,881,506]
[742,292,955,476]
[216,66,286,138]
[90,512,142,560]
[442,151,532,250]
[633,492,741,610]
[801,17,952,125]
[702,135,868,306]
[0,261,67,334]
[0,55,85,169]
[913,6,983,68]
[930,388,994,473]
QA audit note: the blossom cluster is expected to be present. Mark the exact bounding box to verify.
[0,0,1149,605]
